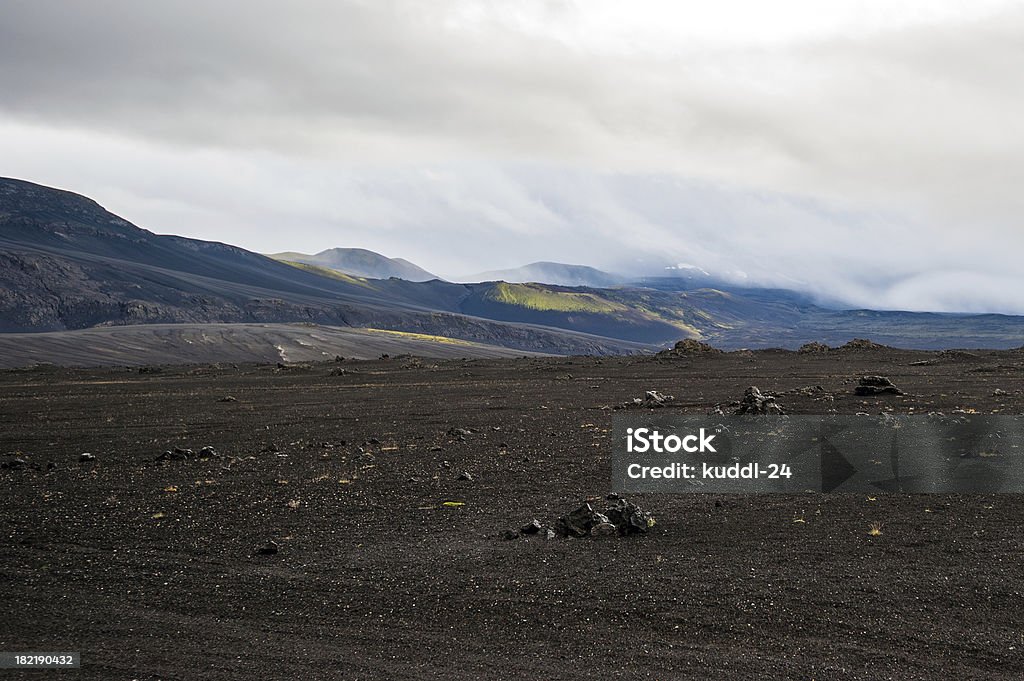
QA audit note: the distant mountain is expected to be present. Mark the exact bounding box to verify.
[4,177,1024,366]
[463,261,623,288]
[0,177,644,355]
[270,248,439,282]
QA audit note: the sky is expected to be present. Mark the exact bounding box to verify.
[2,0,1023,312]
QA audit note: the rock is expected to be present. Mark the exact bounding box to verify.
[217,396,237,402]
[557,503,609,537]
[198,446,219,459]
[329,368,347,376]
[157,447,192,462]
[79,452,96,462]
[659,339,722,356]
[257,540,279,555]
[993,388,1008,396]
[2,457,28,470]
[457,471,474,482]
[839,338,888,351]
[621,390,674,409]
[854,376,904,396]
[604,498,654,535]
[502,530,520,541]
[520,519,543,535]
[798,342,831,353]
[734,386,785,415]
[521,497,654,540]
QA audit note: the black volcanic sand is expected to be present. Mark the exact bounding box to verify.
[2,348,1023,680]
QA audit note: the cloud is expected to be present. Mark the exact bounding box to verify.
[1,1,1023,312]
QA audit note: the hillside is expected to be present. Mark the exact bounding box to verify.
[463,261,622,287]
[270,248,439,282]
[3,178,1024,366]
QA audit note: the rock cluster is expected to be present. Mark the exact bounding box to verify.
[621,390,674,408]
[839,338,888,351]
[854,376,904,396]
[734,386,785,415]
[156,445,220,462]
[557,498,654,538]
[659,338,722,356]
[505,497,654,540]
[798,342,830,353]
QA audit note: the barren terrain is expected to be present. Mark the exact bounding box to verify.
[2,347,1024,679]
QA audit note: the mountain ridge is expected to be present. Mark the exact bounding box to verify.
[269,247,439,282]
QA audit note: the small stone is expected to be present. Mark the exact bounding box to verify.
[544,529,557,540]
[854,376,904,396]
[217,396,237,402]
[502,530,520,541]
[520,519,543,535]
[198,446,218,459]
[79,453,96,462]
[257,540,279,555]
[457,471,474,482]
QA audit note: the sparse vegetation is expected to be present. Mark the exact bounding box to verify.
[484,282,627,313]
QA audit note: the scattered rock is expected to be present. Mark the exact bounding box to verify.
[520,519,543,535]
[540,498,655,539]
[854,376,904,396]
[839,338,888,351]
[79,452,96,462]
[658,338,722,356]
[798,342,831,353]
[557,503,610,537]
[257,540,279,555]
[787,385,827,396]
[734,386,785,415]
[447,427,472,441]
[603,498,654,536]
[457,471,474,482]
[156,447,193,462]
[621,390,674,409]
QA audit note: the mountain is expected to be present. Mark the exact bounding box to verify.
[269,248,439,282]
[0,177,646,355]
[4,177,1024,367]
[462,261,623,288]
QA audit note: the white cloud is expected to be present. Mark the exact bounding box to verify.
[1,1,1023,312]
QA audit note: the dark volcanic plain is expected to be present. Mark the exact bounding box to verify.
[2,347,1024,680]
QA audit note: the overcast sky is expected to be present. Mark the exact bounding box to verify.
[2,0,1023,312]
